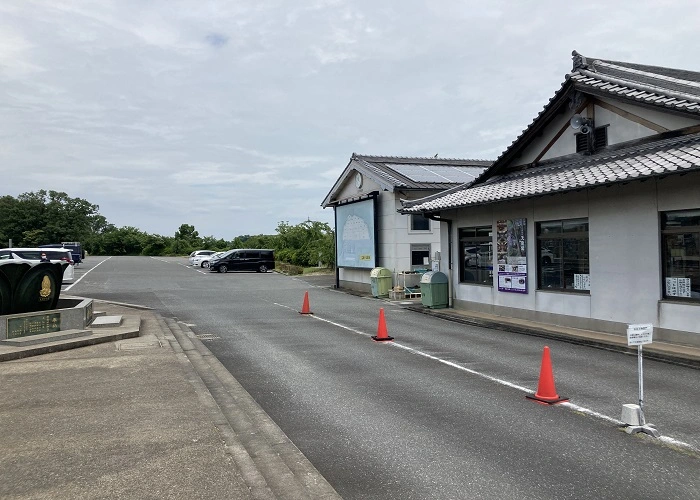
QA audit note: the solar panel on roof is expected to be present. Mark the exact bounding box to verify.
[388,164,483,183]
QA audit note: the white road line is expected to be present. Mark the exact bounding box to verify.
[151,257,208,273]
[275,302,699,453]
[63,256,112,291]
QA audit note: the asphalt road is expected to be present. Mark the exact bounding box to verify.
[69,256,700,500]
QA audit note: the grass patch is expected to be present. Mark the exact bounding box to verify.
[303,266,334,275]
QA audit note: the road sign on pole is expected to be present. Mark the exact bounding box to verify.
[626,323,653,346]
[621,323,659,437]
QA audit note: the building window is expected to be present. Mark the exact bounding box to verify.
[661,209,700,300]
[410,213,431,231]
[459,226,493,285]
[410,244,430,271]
[537,218,589,291]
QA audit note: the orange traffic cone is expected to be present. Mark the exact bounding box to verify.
[371,308,394,342]
[299,291,312,315]
[526,346,568,404]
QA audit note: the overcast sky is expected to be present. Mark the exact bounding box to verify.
[2,1,699,240]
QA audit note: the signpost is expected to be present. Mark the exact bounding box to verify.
[622,323,659,437]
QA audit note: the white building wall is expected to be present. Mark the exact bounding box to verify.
[520,101,700,164]
[656,173,700,338]
[445,172,700,344]
[377,192,397,271]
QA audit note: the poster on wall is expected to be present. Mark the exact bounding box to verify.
[335,198,376,268]
[496,218,528,293]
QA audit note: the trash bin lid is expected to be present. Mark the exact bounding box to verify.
[370,267,392,278]
[421,271,448,283]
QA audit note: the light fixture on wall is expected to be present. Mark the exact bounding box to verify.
[570,114,594,135]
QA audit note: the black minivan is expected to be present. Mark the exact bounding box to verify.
[209,249,275,273]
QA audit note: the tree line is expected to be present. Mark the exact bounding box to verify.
[0,190,335,268]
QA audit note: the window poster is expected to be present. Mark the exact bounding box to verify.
[496,218,528,293]
[665,277,691,298]
[574,274,591,290]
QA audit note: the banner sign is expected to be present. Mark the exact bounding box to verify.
[496,218,528,293]
[336,198,376,269]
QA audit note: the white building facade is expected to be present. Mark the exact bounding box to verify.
[403,52,700,347]
[322,155,489,293]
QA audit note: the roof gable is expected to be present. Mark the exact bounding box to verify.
[321,154,491,207]
[471,50,700,186]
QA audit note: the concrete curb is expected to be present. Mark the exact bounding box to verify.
[166,318,342,500]
[406,305,700,369]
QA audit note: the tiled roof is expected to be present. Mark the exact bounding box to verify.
[321,154,491,208]
[353,154,491,190]
[568,51,700,113]
[402,132,700,213]
[470,51,700,186]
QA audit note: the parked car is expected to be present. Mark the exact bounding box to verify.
[0,247,75,282]
[194,251,224,269]
[188,250,216,266]
[39,242,84,266]
[209,249,275,273]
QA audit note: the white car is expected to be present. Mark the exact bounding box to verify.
[0,247,75,282]
[188,250,216,266]
[194,251,224,269]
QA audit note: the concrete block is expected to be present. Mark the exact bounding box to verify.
[621,404,643,426]
[91,315,123,328]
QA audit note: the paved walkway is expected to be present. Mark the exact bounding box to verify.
[0,301,342,500]
[1,291,699,499]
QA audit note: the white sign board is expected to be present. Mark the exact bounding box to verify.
[627,323,653,346]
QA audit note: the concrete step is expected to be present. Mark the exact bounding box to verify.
[0,329,91,347]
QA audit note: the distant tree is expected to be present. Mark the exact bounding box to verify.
[100,226,149,255]
[201,235,228,251]
[172,223,201,254]
[275,220,334,267]
[142,234,170,255]
[21,229,45,246]
[0,190,103,246]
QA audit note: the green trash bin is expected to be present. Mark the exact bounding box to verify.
[370,267,393,297]
[420,271,449,309]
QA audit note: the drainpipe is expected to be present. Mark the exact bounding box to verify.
[426,214,453,308]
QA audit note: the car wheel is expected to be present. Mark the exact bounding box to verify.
[219,264,228,273]
[201,261,209,268]
[258,264,268,273]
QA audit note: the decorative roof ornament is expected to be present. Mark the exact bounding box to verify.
[568,90,585,110]
[572,50,588,71]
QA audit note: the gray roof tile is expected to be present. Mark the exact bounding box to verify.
[468,51,700,188]
[403,132,700,213]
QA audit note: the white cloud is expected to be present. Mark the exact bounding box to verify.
[1,0,699,237]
